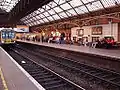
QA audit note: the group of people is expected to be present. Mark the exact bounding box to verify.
[80,37,116,48]
[19,34,116,48]
[48,32,66,44]
[20,32,66,44]
[78,38,115,48]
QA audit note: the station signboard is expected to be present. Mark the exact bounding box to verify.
[15,25,29,32]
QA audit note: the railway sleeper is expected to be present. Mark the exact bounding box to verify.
[45,83,67,90]
[31,72,50,77]
[38,77,58,83]
[42,80,62,86]
[28,70,47,74]
[33,75,54,79]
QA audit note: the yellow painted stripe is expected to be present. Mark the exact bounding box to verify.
[0,67,8,90]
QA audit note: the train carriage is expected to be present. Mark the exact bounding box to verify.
[0,29,16,44]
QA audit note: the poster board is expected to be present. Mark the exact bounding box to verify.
[76,29,84,36]
[92,26,102,35]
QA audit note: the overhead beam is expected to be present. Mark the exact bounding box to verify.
[8,0,53,23]
[32,5,120,28]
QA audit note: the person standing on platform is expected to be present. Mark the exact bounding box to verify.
[88,35,91,47]
[83,38,87,47]
[41,35,44,43]
[92,39,98,48]
[60,32,65,44]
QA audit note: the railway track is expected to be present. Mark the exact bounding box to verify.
[13,44,120,90]
[17,41,120,73]
[4,46,84,90]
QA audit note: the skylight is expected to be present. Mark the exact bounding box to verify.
[21,0,120,26]
[0,0,20,12]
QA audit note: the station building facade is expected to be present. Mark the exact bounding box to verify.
[71,23,119,42]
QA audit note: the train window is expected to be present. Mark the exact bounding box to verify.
[2,32,6,39]
[11,32,15,38]
[1,30,15,39]
[8,32,15,38]
[8,32,12,38]
[6,32,9,38]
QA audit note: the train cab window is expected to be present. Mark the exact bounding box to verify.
[6,32,9,38]
[7,31,15,39]
[2,32,6,39]
[9,32,13,38]
[11,32,15,38]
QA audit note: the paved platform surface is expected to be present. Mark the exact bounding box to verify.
[17,40,120,59]
[0,47,45,90]
[0,75,4,90]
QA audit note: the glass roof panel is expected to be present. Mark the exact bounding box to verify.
[30,17,33,21]
[0,0,19,12]
[39,8,45,13]
[35,10,40,14]
[66,9,77,16]
[43,18,49,22]
[26,21,29,23]
[36,16,41,19]
[48,9,56,15]
[43,5,50,10]
[54,7,63,13]
[27,20,30,23]
[34,22,37,25]
[32,12,37,16]
[33,22,36,25]
[52,14,60,20]
[39,14,45,18]
[75,6,88,14]
[32,17,37,20]
[23,22,27,24]
[43,12,50,17]
[86,1,103,11]
[29,24,31,26]
[40,20,44,23]
[60,3,72,10]
[37,21,41,24]
[21,0,120,26]
[59,12,68,18]
[81,0,95,4]
[47,16,54,21]
[116,0,120,4]
[55,0,66,5]
[48,2,57,8]
[101,0,116,7]
[69,0,83,7]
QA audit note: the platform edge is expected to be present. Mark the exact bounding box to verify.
[0,47,45,90]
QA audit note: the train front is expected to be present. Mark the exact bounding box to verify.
[0,29,16,45]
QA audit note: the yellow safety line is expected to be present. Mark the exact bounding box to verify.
[0,67,8,90]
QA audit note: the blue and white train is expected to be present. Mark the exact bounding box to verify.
[0,29,16,44]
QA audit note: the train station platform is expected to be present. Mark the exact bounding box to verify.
[17,40,120,59]
[0,47,45,90]
[0,70,5,90]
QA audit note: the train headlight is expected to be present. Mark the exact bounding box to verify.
[1,41,4,43]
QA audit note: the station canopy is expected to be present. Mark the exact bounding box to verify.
[20,0,120,26]
[0,0,20,12]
